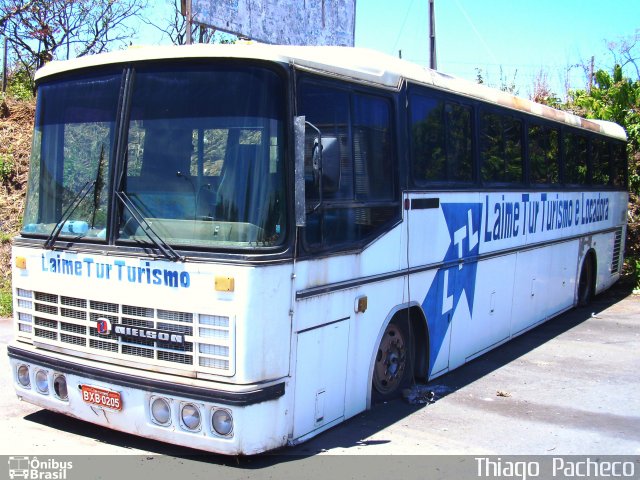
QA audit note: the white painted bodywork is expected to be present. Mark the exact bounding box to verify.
[8,45,628,454]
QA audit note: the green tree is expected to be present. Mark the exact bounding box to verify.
[2,0,147,82]
[566,65,640,193]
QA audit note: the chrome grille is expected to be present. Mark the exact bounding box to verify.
[123,305,153,317]
[61,322,86,334]
[61,333,86,346]
[61,308,86,321]
[61,296,86,308]
[15,290,235,376]
[35,292,58,303]
[90,300,118,313]
[35,303,58,315]
[35,317,57,329]
[35,328,57,340]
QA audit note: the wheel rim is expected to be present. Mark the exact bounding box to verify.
[373,323,407,395]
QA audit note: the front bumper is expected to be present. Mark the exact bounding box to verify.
[8,344,290,455]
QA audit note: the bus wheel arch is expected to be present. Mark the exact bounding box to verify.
[369,305,429,404]
[577,249,597,306]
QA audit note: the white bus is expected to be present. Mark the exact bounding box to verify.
[8,44,628,455]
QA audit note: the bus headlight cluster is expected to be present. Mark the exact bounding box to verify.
[35,369,49,394]
[17,364,30,388]
[149,395,233,437]
[180,403,201,431]
[150,397,171,426]
[212,408,233,436]
[53,375,68,400]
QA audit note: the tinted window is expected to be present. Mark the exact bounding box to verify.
[353,94,395,200]
[299,81,398,250]
[22,72,121,240]
[529,123,559,184]
[120,64,287,248]
[563,132,588,184]
[611,141,627,188]
[409,92,472,184]
[480,110,523,183]
[591,138,611,185]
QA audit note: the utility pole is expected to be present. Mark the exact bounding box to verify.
[429,0,437,70]
[588,55,594,93]
[181,0,193,44]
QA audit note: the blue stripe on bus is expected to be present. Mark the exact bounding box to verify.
[423,202,482,376]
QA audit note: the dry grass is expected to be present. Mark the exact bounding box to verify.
[0,97,35,315]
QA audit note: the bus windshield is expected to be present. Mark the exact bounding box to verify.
[22,63,288,250]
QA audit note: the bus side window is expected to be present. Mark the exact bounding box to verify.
[611,141,628,188]
[410,95,446,183]
[298,79,398,251]
[480,110,523,184]
[563,132,588,184]
[529,123,560,185]
[408,90,473,185]
[591,137,611,186]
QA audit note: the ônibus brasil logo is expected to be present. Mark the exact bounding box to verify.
[8,456,73,479]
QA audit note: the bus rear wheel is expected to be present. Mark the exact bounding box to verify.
[373,319,413,401]
[577,254,594,306]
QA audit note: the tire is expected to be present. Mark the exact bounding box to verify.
[372,318,414,401]
[577,254,594,306]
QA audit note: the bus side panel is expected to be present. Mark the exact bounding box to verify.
[292,223,407,440]
[449,254,514,368]
[592,230,617,294]
[510,248,551,336]
[545,240,577,316]
[510,240,577,337]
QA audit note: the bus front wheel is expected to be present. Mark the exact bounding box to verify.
[372,319,413,401]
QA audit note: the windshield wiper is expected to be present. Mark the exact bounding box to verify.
[116,191,184,262]
[44,180,95,249]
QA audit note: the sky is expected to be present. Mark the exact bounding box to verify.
[134,0,639,99]
[353,0,639,98]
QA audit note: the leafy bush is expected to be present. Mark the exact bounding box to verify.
[633,257,640,293]
[0,281,11,317]
[6,69,34,101]
[0,152,14,181]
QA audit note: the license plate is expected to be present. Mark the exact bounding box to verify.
[80,385,122,411]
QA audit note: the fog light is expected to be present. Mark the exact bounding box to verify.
[151,397,171,425]
[35,370,49,394]
[53,375,68,400]
[212,408,233,436]
[17,365,30,387]
[181,403,201,430]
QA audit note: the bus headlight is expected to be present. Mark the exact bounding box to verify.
[53,375,68,400]
[180,403,201,430]
[35,370,49,394]
[17,365,30,387]
[212,408,233,436]
[150,397,171,425]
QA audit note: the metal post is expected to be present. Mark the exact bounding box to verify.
[2,37,7,93]
[429,0,437,70]
[185,0,193,45]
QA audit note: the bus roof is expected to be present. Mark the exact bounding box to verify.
[35,43,627,141]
